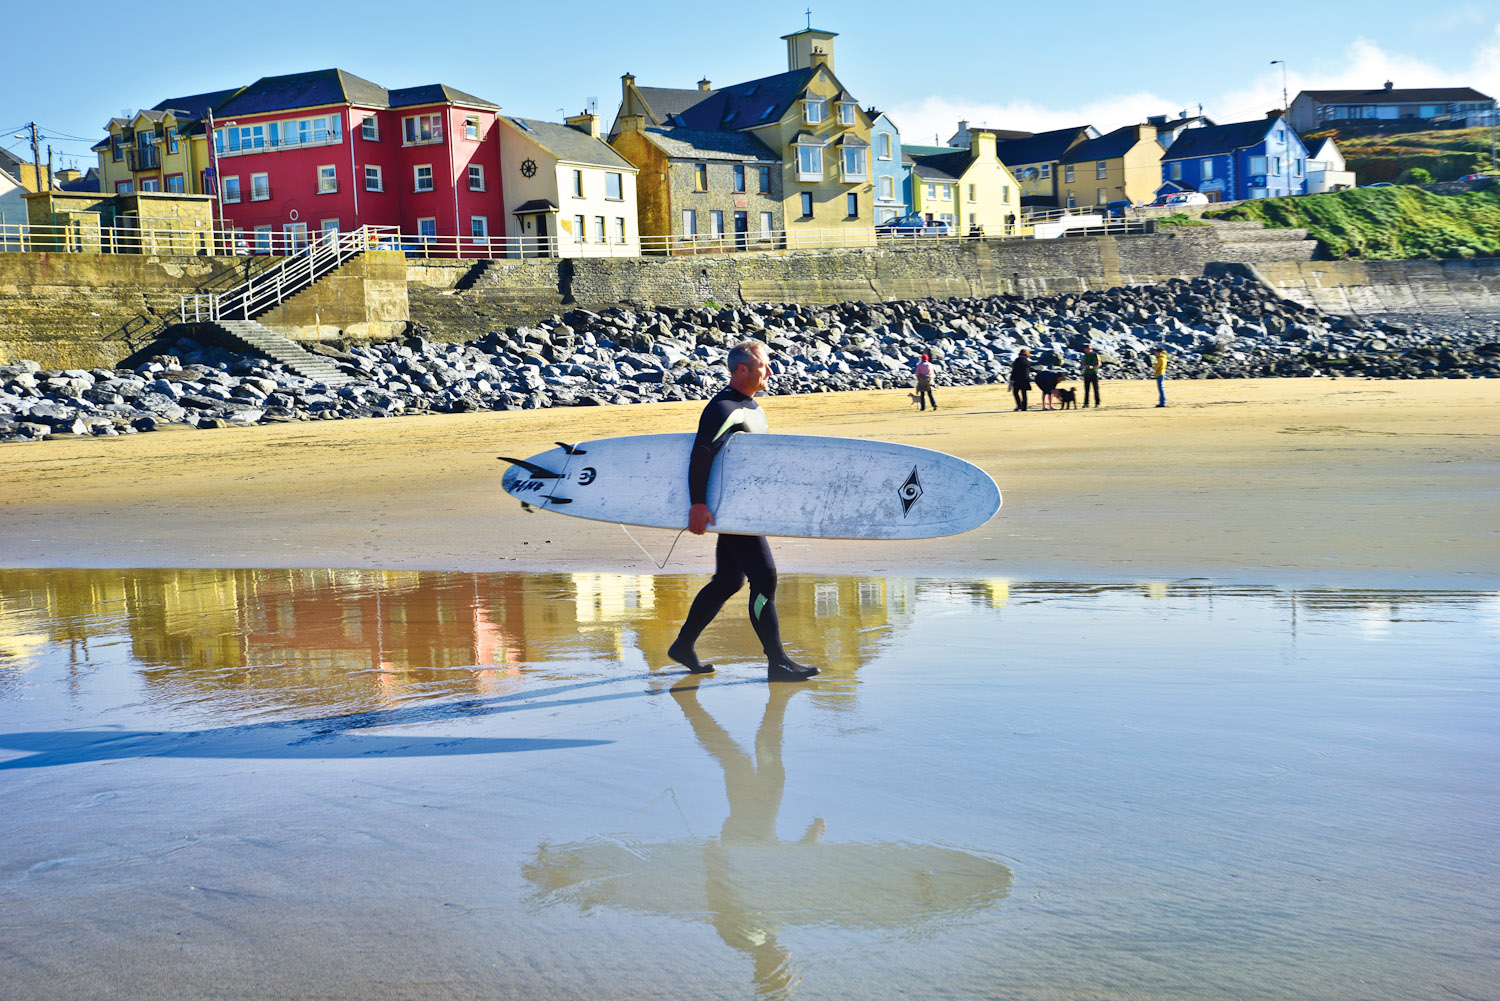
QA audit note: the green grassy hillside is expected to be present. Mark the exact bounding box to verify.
[1204,184,1500,259]
[1306,126,1497,183]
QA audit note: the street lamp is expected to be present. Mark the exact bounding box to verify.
[1270,61,1288,118]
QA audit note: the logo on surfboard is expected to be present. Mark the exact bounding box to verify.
[899,467,923,516]
[578,467,597,486]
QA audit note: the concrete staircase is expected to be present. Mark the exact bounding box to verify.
[193,319,353,386]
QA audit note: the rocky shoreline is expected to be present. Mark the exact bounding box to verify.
[4,275,1498,442]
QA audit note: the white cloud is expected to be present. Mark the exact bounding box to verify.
[886,91,1181,147]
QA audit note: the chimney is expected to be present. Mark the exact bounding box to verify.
[697,77,712,91]
[1266,109,1283,119]
[1384,80,1394,91]
[566,110,601,138]
[970,129,994,156]
[615,114,645,136]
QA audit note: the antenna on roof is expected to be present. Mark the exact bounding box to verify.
[587,96,598,115]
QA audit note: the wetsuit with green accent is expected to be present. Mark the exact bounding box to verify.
[676,386,788,662]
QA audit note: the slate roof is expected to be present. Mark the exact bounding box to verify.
[505,118,634,170]
[995,126,1090,166]
[59,167,101,192]
[1160,118,1276,160]
[1059,125,1149,164]
[642,127,779,161]
[1299,86,1492,104]
[0,147,24,175]
[903,143,958,157]
[513,198,559,214]
[674,67,818,131]
[153,87,243,121]
[216,68,496,117]
[907,149,971,182]
[634,86,716,127]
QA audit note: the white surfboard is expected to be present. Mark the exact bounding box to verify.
[499,433,1000,541]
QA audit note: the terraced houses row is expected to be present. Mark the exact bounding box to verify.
[32,25,1445,256]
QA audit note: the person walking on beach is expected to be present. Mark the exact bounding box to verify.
[668,340,820,683]
[914,353,937,411]
[1033,368,1061,410]
[1152,346,1170,407]
[1081,343,1102,408]
[1009,349,1032,411]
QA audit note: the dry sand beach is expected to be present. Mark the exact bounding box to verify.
[1,377,1495,586]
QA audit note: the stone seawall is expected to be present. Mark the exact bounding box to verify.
[1247,258,1500,328]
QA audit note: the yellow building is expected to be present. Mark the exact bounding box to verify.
[995,126,1094,214]
[610,27,876,249]
[1054,124,1163,209]
[906,130,1022,236]
[94,88,242,197]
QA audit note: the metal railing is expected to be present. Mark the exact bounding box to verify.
[0,220,232,256]
[179,224,396,322]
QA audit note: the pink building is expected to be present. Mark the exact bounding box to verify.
[207,68,503,251]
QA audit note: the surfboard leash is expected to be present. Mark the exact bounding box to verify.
[619,523,687,570]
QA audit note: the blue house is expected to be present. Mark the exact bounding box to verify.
[1157,114,1309,202]
[870,112,907,223]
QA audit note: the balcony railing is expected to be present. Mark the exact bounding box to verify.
[127,146,160,171]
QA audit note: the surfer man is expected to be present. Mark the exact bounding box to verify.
[668,340,820,683]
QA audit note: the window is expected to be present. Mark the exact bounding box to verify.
[1170,161,1182,180]
[223,175,241,203]
[1294,159,1304,177]
[574,214,586,243]
[166,174,185,193]
[803,99,825,123]
[365,165,383,191]
[1272,157,1281,175]
[594,215,606,243]
[1249,156,1267,174]
[879,176,894,200]
[417,218,437,243]
[926,184,936,199]
[846,192,858,218]
[317,164,338,194]
[760,210,774,239]
[758,166,771,193]
[254,225,272,253]
[605,171,623,200]
[464,116,480,141]
[615,217,626,243]
[878,133,892,159]
[1064,164,1075,182]
[694,163,708,191]
[111,135,123,161]
[1040,164,1051,178]
[468,164,485,191]
[414,165,433,192]
[1201,158,1214,180]
[361,116,379,141]
[838,102,856,125]
[733,164,745,192]
[250,173,270,200]
[841,146,867,180]
[573,169,584,197]
[968,184,976,200]
[140,178,159,192]
[321,219,340,236]
[1096,188,1107,204]
[1096,160,1108,179]
[682,208,697,237]
[796,144,823,180]
[800,191,813,218]
[167,128,179,154]
[403,114,443,145]
[1003,185,1010,201]
[471,216,488,239]
[115,179,134,194]
[941,184,952,199]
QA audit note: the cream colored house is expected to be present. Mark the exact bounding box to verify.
[497,113,640,257]
[1055,124,1162,209]
[906,130,1021,235]
[610,27,877,249]
[1305,138,1357,193]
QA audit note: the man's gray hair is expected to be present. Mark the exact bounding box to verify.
[727,339,766,373]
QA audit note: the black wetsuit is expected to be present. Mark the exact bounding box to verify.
[675,386,788,662]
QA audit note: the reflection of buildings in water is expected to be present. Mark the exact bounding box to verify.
[523,679,1013,1000]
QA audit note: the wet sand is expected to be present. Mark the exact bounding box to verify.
[2,378,1496,586]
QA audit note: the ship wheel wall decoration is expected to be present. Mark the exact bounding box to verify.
[520,159,537,177]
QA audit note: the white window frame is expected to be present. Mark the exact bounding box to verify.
[838,102,856,126]
[594,215,606,243]
[841,146,868,181]
[605,171,623,200]
[361,115,379,141]
[365,165,383,191]
[1249,156,1268,175]
[878,133,892,160]
[253,225,272,253]
[414,164,434,192]
[574,214,586,243]
[759,210,775,240]
[1064,165,1075,183]
[879,176,894,200]
[403,113,443,146]
[796,143,824,181]
[709,209,724,238]
[470,215,489,239]
[284,222,308,252]
[1096,188,1107,205]
[416,217,437,244]
[223,175,242,203]
[681,208,697,238]
[250,173,270,201]
[140,178,160,192]
[1040,164,1051,179]
[803,99,826,124]
[468,164,485,191]
[464,116,480,141]
[1201,158,1215,180]
[165,174,185,194]
[1170,161,1182,180]
[573,169,585,197]
[941,184,952,199]
[615,217,627,243]
[317,164,338,194]
[320,218,340,236]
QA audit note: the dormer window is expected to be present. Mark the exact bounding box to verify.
[803,99,826,124]
[838,102,857,126]
[795,140,824,181]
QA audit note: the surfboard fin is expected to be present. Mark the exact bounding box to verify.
[544,496,572,505]
[497,456,562,479]
[555,441,587,455]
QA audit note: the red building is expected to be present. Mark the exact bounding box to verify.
[207,68,503,251]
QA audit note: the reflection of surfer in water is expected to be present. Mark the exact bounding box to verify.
[669,340,819,682]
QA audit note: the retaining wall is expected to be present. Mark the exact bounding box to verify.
[1248,258,1500,325]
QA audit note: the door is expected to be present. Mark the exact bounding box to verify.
[733,211,748,249]
[283,223,308,254]
[533,214,550,257]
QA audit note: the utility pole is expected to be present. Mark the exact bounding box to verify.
[45,145,54,191]
[28,122,42,192]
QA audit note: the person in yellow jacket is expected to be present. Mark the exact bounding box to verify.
[1152,346,1169,408]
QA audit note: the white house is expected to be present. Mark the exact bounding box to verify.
[497,113,640,258]
[1305,138,1357,194]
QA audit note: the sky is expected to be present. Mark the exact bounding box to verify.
[3,0,1498,172]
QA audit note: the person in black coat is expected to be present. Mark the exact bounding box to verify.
[1033,369,1061,409]
[1009,350,1032,411]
